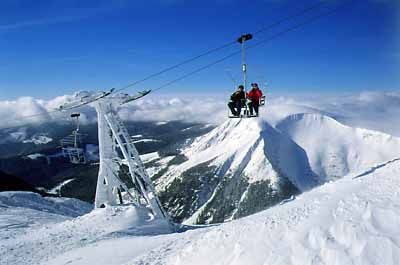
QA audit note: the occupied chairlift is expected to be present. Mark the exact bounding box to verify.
[60,113,87,164]
[228,33,266,118]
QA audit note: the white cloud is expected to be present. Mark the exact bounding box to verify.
[308,91,400,137]
[0,97,51,128]
[0,94,97,129]
[118,97,227,124]
[1,91,400,137]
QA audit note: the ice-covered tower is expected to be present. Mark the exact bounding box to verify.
[58,89,170,223]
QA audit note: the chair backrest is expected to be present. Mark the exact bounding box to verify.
[259,96,266,106]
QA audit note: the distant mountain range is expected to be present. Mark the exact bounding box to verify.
[0,120,214,202]
[1,113,399,225]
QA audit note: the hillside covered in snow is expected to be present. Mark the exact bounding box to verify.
[149,113,400,225]
[155,118,319,224]
[2,105,400,265]
[277,113,400,181]
[1,157,399,265]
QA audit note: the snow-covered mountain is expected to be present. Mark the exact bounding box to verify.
[0,120,214,194]
[3,108,400,264]
[2,158,399,265]
[134,158,400,265]
[4,113,399,229]
[154,118,319,224]
[276,113,400,182]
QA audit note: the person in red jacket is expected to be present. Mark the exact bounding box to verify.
[247,83,263,116]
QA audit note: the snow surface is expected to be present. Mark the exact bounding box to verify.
[26,153,45,160]
[22,135,53,145]
[146,155,176,178]
[156,121,168,126]
[0,128,28,144]
[48,178,75,195]
[0,192,170,265]
[1,159,400,265]
[140,152,160,163]
[157,118,318,191]
[277,113,400,182]
[9,131,27,142]
[153,117,321,224]
[2,103,400,264]
[182,126,196,132]
[135,159,400,265]
[133,139,161,144]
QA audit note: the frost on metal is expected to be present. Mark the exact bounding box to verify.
[59,90,170,223]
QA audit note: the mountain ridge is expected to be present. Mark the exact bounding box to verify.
[156,118,319,224]
[276,112,400,181]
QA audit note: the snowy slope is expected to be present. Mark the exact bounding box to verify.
[2,158,400,265]
[133,158,400,265]
[182,118,318,190]
[0,191,92,264]
[155,118,319,224]
[0,192,170,265]
[277,113,400,181]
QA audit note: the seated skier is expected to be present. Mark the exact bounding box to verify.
[247,83,263,116]
[228,85,246,116]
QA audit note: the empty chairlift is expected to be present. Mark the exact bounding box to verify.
[60,113,87,164]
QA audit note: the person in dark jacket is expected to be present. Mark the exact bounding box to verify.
[247,83,263,116]
[228,85,246,116]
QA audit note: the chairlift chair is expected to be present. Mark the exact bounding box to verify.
[259,82,268,106]
[60,113,87,164]
[227,33,266,119]
[228,100,255,119]
[259,95,266,106]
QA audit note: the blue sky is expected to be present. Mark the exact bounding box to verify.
[0,0,399,100]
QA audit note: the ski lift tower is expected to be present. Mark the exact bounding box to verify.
[58,89,170,224]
